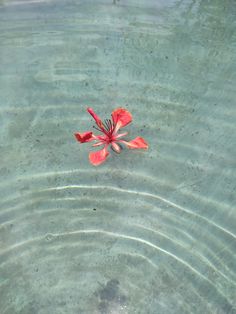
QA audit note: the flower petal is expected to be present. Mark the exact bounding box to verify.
[120,137,148,149]
[111,142,121,153]
[92,141,104,147]
[89,147,110,166]
[112,108,132,129]
[87,107,104,129]
[74,131,93,143]
[114,132,128,139]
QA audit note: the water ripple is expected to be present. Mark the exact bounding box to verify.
[41,185,236,240]
[1,0,235,312]
[1,181,235,241]
[0,229,233,304]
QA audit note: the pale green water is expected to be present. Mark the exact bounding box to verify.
[0,0,236,313]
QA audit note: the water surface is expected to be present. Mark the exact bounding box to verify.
[0,0,236,313]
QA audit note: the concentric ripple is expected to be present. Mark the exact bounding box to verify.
[0,0,236,313]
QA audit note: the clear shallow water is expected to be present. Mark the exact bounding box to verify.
[0,0,236,313]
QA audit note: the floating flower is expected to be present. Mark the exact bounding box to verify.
[74,107,148,166]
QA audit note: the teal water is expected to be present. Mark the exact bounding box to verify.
[0,0,236,313]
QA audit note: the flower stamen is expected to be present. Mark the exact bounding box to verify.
[104,119,113,133]
[92,125,102,132]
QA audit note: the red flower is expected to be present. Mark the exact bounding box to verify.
[74,107,148,166]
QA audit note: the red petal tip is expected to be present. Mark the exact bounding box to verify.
[112,108,132,129]
[87,107,94,114]
[74,131,93,143]
[123,137,148,149]
[89,147,109,166]
[87,107,103,128]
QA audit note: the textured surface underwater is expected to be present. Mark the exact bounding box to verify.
[0,0,236,313]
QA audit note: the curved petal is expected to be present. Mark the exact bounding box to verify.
[112,108,132,130]
[89,147,109,166]
[74,131,93,143]
[120,137,148,149]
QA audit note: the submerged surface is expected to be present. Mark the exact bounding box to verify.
[0,0,236,313]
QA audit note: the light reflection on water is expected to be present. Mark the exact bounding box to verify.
[0,0,236,313]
